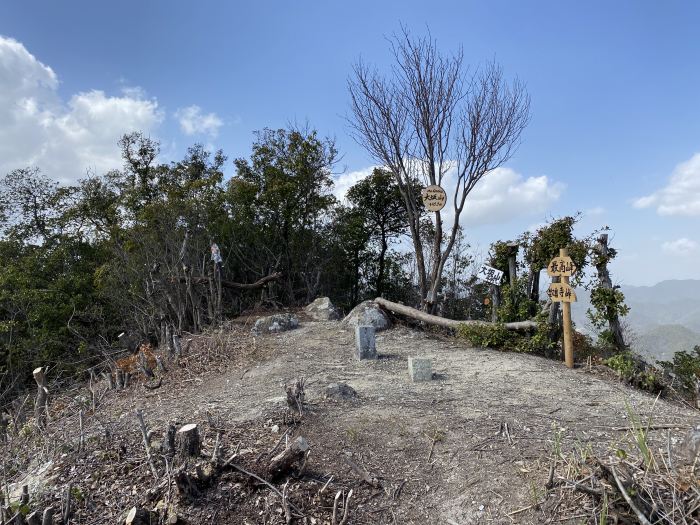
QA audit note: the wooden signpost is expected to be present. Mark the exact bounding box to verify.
[547,248,577,368]
[421,185,447,212]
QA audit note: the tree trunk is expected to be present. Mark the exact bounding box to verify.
[490,285,501,323]
[376,235,388,298]
[375,297,536,331]
[529,267,541,303]
[507,243,519,288]
[594,234,626,350]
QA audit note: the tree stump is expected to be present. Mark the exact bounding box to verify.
[116,369,125,390]
[268,436,309,478]
[125,506,154,525]
[26,510,41,525]
[175,424,200,462]
[33,367,49,429]
[162,422,176,460]
[41,507,54,525]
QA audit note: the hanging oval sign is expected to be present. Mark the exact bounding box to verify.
[421,185,447,212]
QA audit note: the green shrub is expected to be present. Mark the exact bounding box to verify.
[604,352,636,378]
[456,318,555,355]
[457,323,516,349]
[605,351,663,394]
[659,346,700,400]
[497,277,538,322]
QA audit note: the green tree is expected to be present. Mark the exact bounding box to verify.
[345,168,411,297]
[231,128,338,304]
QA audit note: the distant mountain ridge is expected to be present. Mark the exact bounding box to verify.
[568,279,700,362]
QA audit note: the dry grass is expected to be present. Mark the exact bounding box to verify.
[543,403,700,524]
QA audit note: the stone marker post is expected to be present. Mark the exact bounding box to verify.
[355,325,377,360]
[408,357,432,381]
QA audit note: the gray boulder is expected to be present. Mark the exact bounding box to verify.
[342,300,391,332]
[305,297,341,321]
[252,313,299,335]
[324,383,357,400]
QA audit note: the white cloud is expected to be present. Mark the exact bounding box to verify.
[335,164,564,226]
[585,206,605,216]
[175,105,223,137]
[455,167,565,227]
[0,35,163,183]
[333,166,377,202]
[634,153,700,216]
[661,238,698,255]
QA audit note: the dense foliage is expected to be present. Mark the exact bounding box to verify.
[0,129,424,401]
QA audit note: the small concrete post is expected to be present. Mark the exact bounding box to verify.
[355,325,377,360]
[408,357,432,381]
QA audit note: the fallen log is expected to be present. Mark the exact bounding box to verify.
[183,272,283,290]
[374,297,537,331]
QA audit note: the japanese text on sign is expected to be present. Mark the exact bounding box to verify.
[547,282,577,302]
[477,264,504,285]
[421,185,447,212]
[546,256,576,277]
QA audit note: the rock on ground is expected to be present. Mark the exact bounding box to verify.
[305,297,341,321]
[252,313,299,335]
[342,300,391,332]
[324,382,357,400]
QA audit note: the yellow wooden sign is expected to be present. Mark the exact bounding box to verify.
[547,282,577,302]
[546,256,576,277]
[421,185,447,212]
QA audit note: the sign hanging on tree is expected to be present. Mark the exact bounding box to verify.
[477,264,504,285]
[421,185,447,212]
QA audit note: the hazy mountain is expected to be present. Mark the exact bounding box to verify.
[568,279,700,362]
[632,324,700,363]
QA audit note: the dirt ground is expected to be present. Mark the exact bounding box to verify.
[116,318,699,523]
[9,317,700,524]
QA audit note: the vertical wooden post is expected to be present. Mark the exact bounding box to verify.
[506,242,519,288]
[33,367,49,429]
[560,248,574,368]
[490,284,500,323]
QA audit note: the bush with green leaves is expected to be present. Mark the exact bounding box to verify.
[456,317,555,355]
[604,352,662,393]
[457,323,517,349]
[659,345,700,400]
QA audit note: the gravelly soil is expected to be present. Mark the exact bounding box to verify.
[116,320,699,523]
[9,318,699,524]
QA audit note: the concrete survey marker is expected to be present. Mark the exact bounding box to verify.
[408,357,432,381]
[355,325,377,360]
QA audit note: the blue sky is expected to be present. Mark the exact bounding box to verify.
[1,1,699,286]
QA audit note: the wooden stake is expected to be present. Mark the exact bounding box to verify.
[560,248,574,368]
[32,367,49,429]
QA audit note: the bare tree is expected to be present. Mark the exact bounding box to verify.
[348,29,530,311]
